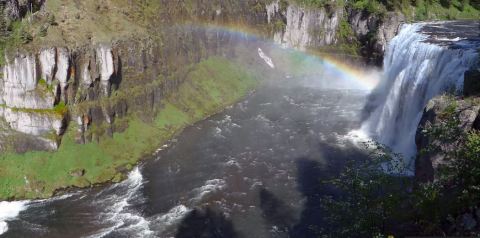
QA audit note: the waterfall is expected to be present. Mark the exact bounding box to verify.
[361,23,479,169]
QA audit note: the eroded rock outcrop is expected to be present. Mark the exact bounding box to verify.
[55,48,70,101]
[265,0,404,62]
[0,44,117,150]
[373,12,406,57]
[1,54,55,109]
[349,9,405,63]
[96,45,115,96]
[0,107,63,136]
[266,0,279,25]
[39,48,56,84]
[1,0,44,21]
[267,1,342,50]
[415,95,480,182]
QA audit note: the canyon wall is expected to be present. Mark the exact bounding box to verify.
[0,0,406,154]
[267,1,343,50]
[266,0,404,62]
[0,27,259,151]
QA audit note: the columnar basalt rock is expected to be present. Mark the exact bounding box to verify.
[55,48,70,101]
[39,48,56,84]
[265,1,403,59]
[373,12,406,57]
[1,54,55,109]
[79,54,93,88]
[266,0,280,24]
[0,44,118,150]
[271,4,342,50]
[349,9,405,63]
[96,46,115,96]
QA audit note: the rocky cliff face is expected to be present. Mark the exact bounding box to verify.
[0,44,119,150]
[265,0,405,61]
[267,1,343,50]
[415,95,480,182]
[348,9,405,63]
[0,24,260,151]
[1,0,44,20]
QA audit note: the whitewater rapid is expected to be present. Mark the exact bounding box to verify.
[361,22,479,170]
[84,167,154,238]
[0,201,28,235]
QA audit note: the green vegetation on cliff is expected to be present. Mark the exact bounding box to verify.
[0,57,258,200]
[293,0,479,20]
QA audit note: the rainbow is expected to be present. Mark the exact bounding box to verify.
[178,21,381,90]
[290,50,381,90]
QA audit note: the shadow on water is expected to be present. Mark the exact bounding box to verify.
[259,188,296,233]
[290,142,371,238]
[173,141,372,238]
[175,207,238,238]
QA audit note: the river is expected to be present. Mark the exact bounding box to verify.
[2,68,372,238]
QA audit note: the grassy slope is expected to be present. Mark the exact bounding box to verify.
[0,57,257,200]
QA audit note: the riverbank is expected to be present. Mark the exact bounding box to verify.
[0,57,259,200]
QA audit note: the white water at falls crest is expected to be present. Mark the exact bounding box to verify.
[361,23,479,169]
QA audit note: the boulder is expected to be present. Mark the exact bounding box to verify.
[69,168,85,177]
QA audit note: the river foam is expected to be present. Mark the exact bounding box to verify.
[85,167,154,238]
[0,200,29,235]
